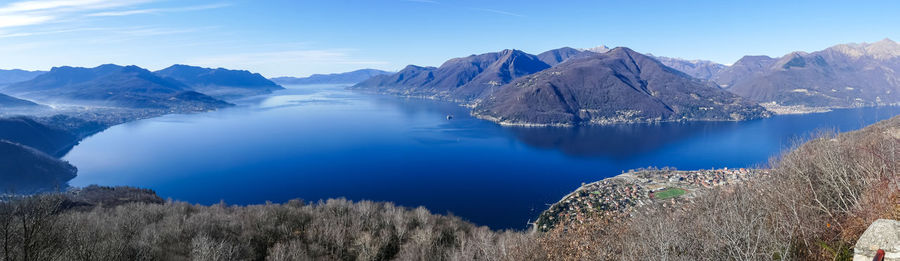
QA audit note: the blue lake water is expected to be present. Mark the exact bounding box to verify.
[64,84,900,229]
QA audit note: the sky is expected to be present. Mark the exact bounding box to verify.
[0,0,898,77]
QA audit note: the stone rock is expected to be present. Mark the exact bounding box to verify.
[855,219,900,261]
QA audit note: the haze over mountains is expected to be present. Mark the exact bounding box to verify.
[653,56,727,80]
[1,64,231,110]
[155,65,284,99]
[0,93,42,109]
[0,69,45,86]
[271,69,392,85]
[0,64,287,190]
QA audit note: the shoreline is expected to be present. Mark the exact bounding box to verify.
[353,88,778,128]
[534,167,765,232]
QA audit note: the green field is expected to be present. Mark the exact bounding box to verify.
[654,187,687,200]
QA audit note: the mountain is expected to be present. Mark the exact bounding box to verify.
[537,47,589,66]
[0,92,43,108]
[0,69,45,86]
[2,64,231,110]
[472,47,770,126]
[0,140,77,193]
[271,69,392,85]
[154,64,284,99]
[353,49,550,101]
[0,116,80,157]
[584,45,612,53]
[711,55,777,88]
[713,39,900,107]
[653,56,727,80]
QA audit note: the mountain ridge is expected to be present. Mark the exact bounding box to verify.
[3,64,231,110]
[271,69,392,85]
[155,64,284,99]
[472,47,770,126]
[353,49,550,101]
[712,39,900,108]
[0,69,46,86]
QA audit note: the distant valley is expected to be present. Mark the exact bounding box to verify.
[0,64,285,193]
[271,69,392,85]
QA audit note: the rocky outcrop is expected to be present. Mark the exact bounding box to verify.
[855,219,900,261]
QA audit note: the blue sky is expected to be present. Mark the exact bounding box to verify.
[0,0,897,77]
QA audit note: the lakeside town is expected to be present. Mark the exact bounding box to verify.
[535,167,766,231]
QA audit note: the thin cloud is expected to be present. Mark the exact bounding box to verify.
[0,14,53,28]
[0,0,155,14]
[0,25,209,39]
[0,26,106,37]
[185,49,388,67]
[87,3,232,17]
[471,8,525,18]
[0,0,155,29]
[0,0,225,29]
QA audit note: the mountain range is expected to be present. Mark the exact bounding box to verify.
[653,56,727,80]
[355,46,768,126]
[472,48,768,126]
[2,64,231,110]
[0,69,45,86]
[271,69,392,85]
[155,64,284,99]
[711,38,900,107]
[353,49,551,101]
[536,47,590,66]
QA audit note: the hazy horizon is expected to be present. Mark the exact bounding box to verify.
[0,0,897,77]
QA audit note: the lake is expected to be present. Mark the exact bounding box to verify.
[64,84,900,230]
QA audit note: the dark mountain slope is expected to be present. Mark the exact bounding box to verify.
[713,39,900,107]
[353,49,550,101]
[537,47,589,66]
[155,65,283,99]
[4,64,230,110]
[473,47,769,126]
[271,69,392,85]
[0,140,77,193]
[0,117,80,157]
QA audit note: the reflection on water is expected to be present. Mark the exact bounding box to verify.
[508,122,740,158]
[61,84,900,229]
